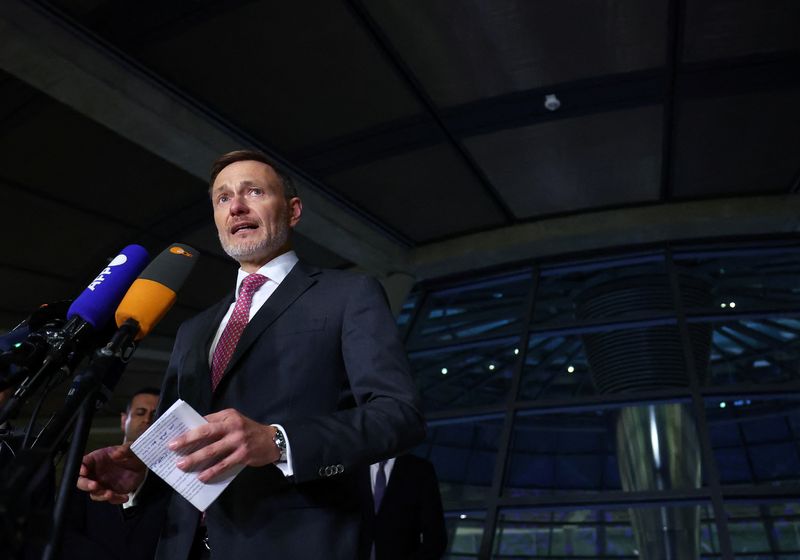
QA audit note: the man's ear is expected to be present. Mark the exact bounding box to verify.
[288,197,303,228]
[120,412,127,434]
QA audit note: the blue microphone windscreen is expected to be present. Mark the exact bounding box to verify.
[67,245,150,329]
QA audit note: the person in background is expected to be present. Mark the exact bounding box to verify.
[363,454,448,559]
[60,387,167,560]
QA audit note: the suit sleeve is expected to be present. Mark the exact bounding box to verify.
[281,275,426,483]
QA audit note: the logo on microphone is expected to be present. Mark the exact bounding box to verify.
[87,254,129,291]
[170,246,193,257]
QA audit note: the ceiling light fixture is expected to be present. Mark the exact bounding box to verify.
[544,94,561,111]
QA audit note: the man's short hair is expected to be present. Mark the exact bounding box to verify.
[126,387,160,413]
[209,149,298,199]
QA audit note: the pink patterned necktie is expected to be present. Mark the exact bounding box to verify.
[210,273,268,391]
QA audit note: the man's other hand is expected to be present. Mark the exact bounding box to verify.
[76,444,146,504]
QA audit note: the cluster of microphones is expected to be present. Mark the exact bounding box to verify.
[0,242,199,559]
[0,242,199,427]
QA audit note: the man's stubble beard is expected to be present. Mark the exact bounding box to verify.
[219,220,290,262]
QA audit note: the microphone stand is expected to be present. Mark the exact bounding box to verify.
[0,319,140,560]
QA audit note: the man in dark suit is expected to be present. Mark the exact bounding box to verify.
[76,149,425,560]
[60,388,167,560]
[362,454,448,560]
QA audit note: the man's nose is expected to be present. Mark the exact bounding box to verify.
[229,195,249,214]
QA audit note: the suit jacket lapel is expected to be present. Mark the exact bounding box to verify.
[180,295,232,414]
[217,262,319,388]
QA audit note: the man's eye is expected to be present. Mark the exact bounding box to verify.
[217,194,229,204]
[249,188,263,196]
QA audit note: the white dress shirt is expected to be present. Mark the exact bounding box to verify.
[208,250,299,477]
[370,457,396,493]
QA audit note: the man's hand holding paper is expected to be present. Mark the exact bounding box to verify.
[168,408,280,483]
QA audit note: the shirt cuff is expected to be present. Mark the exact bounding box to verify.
[122,470,149,509]
[271,424,293,478]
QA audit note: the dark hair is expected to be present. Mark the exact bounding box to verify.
[126,387,160,413]
[209,149,298,199]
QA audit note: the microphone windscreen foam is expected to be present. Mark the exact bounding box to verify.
[67,245,150,329]
[115,244,200,339]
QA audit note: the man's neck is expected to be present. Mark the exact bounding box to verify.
[238,246,293,273]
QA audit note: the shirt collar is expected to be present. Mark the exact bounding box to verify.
[234,250,299,299]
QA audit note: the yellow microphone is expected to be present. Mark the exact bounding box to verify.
[115,244,199,340]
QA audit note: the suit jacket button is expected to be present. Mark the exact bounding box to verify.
[318,467,326,477]
[336,464,344,473]
[324,466,333,477]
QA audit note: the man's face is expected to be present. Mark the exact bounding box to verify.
[211,160,302,272]
[120,393,159,443]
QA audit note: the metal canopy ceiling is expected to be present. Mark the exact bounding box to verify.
[0,0,799,436]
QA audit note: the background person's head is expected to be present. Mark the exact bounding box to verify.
[121,387,160,443]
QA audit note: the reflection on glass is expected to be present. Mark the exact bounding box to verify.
[422,416,503,510]
[395,291,420,338]
[446,511,485,559]
[408,271,531,348]
[534,252,667,326]
[707,398,800,486]
[520,332,593,401]
[725,502,800,557]
[493,505,717,559]
[693,318,800,387]
[409,338,519,412]
[617,404,702,558]
[674,245,800,313]
[506,402,703,497]
[506,409,618,496]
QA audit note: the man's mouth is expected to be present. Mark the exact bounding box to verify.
[231,222,258,235]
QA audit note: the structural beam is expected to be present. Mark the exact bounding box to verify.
[411,195,800,280]
[0,0,409,276]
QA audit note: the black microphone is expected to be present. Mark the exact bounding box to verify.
[0,301,71,391]
[0,246,149,424]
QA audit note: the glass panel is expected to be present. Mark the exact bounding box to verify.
[505,401,705,497]
[421,415,503,510]
[446,511,486,559]
[674,244,800,314]
[534,252,669,327]
[493,503,718,558]
[408,270,532,349]
[691,318,800,387]
[521,319,695,401]
[396,290,421,339]
[409,337,519,412]
[707,397,800,487]
[725,502,800,558]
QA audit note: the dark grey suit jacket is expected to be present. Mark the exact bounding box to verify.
[153,262,425,560]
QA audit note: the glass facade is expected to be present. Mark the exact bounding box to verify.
[402,239,800,559]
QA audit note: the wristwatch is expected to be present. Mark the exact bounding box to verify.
[272,427,287,462]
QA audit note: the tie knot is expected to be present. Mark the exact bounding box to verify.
[240,273,268,297]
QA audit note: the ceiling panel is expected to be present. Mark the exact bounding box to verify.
[673,88,800,198]
[73,0,427,151]
[0,187,136,277]
[465,107,663,219]
[0,266,74,316]
[683,0,800,62]
[366,0,668,107]
[324,143,506,243]
[0,88,204,229]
